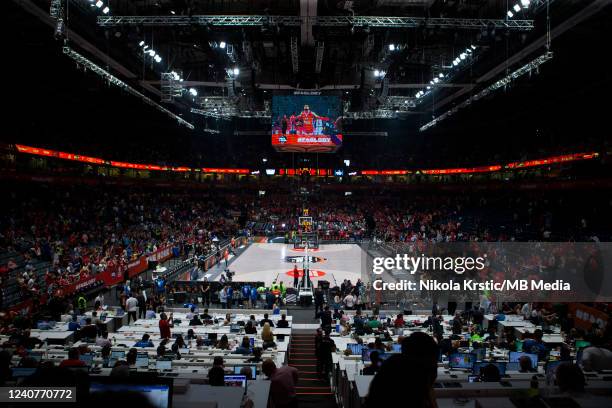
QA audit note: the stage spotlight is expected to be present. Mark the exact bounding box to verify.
[374,69,380,77]
[233,67,240,76]
[102,6,109,14]
[426,86,431,90]
[453,60,459,66]
[471,45,476,50]
[262,158,268,162]
[170,10,176,14]
[388,44,395,51]
[139,41,145,47]
[433,78,439,83]
[507,10,514,18]
[439,73,444,78]
[154,55,162,63]
[460,53,466,60]
[219,41,226,49]
[521,0,530,7]
[189,88,198,96]
[148,50,156,56]
[513,4,521,12]
[95,1,103,8]
[143,45,149,50]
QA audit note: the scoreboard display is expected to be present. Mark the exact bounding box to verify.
[271,95,343,153]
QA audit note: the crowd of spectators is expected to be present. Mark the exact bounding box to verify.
[2,185,609,310]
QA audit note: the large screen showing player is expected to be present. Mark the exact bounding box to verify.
[272,95,343,153]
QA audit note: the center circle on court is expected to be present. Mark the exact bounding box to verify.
[285,269,326,278]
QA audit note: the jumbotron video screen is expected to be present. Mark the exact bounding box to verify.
[271,95,343,153]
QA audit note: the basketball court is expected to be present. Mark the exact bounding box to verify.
[214,242,365,287]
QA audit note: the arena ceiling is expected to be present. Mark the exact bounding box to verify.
[4,0,611,169]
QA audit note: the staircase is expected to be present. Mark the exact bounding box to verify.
[289,331,337,408]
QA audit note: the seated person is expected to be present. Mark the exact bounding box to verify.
[262,323,276,349]
[68,315,81,331]
[201,308,212,320]
[244,320,258,334]
[157,339,169,357]
[233,337,252,355]
[145,307,157,319]
[223,313,232,326]
[59,348,86,368]
[363,350,381,375]
[276,314,289,328]
[213,356,225,368]
[195,336,205,347]
[367,316,381,330]
[556,363,586,394]
[134,333,154,348]
[519,355,536,372]
[79,318,97,340]
[247,347,263,363]
[240,366,254,380]
[126,348,138,366]
[189,314,203,326]
[96,331,111,347]
[394,314,405,328]
[260,313,275,328]
[480,363,501,382]
[186,306,196,320]
[216,334,230,350]
[208,366,225,386]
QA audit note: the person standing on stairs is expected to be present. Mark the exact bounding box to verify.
[314,287,324,318]
[317,330,336,379]
[262,358,299,408]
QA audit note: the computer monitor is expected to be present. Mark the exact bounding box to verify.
[361,348,374,363]
[471,348,486,361]
[136,352,149,368]
[449,353,476,370]
[391,344,402,353]
[12,368,37,378]
[109,350,125,366]
[28,351,43,362]
[233,365,257,379]
[224,375,247,388]
[249,338,255,348]
[347,344,365,355]
[575,340,591,349]
[208,333,218,341]
[506,362,521,371]
[179,348,190,355]
[230,324,241,333]
[509,351,538,368]
[156,359,172,371]
[90,379,172,408]
[473,361,507,376]
[79,353,94,367]
[379,352,397,361]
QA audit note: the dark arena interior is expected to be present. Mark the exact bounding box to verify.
[2,0,612,407]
